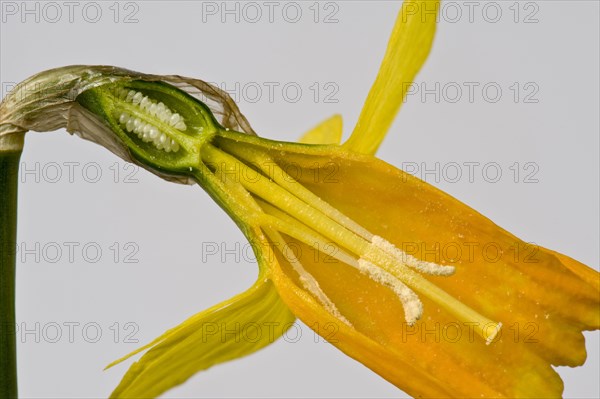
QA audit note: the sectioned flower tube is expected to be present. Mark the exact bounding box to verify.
[0,1,598,398]
[76,77,504,340]
[0,63,597,398]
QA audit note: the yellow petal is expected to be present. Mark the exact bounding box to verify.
[231,136,599,397]
[108,275,295,398]
[541,246,600,292]
[268,252,458,397]
[344,0,439,154]
[298,114,343,145]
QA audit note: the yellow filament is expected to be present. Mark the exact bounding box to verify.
[218,140,374,240]
[262,227,351,326]
[201,143,501,343]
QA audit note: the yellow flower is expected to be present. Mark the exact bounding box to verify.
[0,1,597,398]
[95,1,595,397]
[104,136,599,397]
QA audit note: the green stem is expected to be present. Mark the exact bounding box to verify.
[0,134,23,399]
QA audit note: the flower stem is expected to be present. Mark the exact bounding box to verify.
[0,134,23,399]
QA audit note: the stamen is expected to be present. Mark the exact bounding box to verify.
[205,156,352,327]
[200,143,503,343]
[362,242,502,343]
[257,199,359,267]
[256,202,434,326]
[218,140,374,240]
[258,201,425,326]
[372,235,455,276]
[358,259,423,325]
[264,205,424,326]
[264,228,351,327]
[205,154,266,221]
[486,322,503,345]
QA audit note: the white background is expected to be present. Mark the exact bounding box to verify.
[1,0,598,397]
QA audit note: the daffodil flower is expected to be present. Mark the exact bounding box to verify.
[0,1,598,398]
